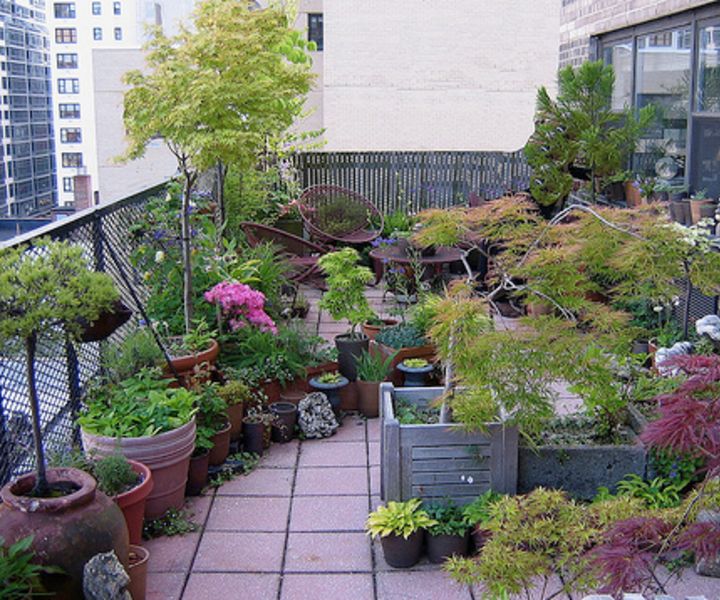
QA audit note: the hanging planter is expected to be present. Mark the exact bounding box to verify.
[79,300,133,343]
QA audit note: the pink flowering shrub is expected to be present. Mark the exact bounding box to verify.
[204,281,277,334]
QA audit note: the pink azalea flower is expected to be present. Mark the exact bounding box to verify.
[204,281,278,334]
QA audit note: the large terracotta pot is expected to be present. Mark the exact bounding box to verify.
[361,319,399,342]
[208,421,232,467]
[127,544,149,600]
[166,339,220,379]
[226,402,244,442]
[357,380,381,418]
[115,459,153,546]
[0,468,129,599]
[691,198,716,224]
[81,418,196,519]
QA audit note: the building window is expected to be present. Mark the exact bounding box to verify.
[61,152,82,167]
[92,1,101,15]
[114,27,122,40]
[57,78,79,93]
[308,13,323,51]
[56,53,77,68]
[60,127,81,143]
[55,28,77,44]
[93,27,102,41]
[62,176,74,192]
[54,3,75,18]
[113,2,121,15]
[58,102,80,118]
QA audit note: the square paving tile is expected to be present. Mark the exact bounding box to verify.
[183,573,279,600]
[325,417,366,442]
[373,539,439,573]
[370,466,380,496]
[146,572,185,600]
[366,418,381,442]
[145,532,201,573]
[205,496,290,531]
[280,574,374,600]
[368,442,380,466]
[284,532,372,572]
[184,494,213,524]
[193,532,285,572]
[376,570,473,599]
[290,495,369,531]
[299,441,367,468]
[294,467,368,496]
[216,468,293,496]
[260,440,300,468]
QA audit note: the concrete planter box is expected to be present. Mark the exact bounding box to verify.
[517,437,647,501]
[380,383,518,504]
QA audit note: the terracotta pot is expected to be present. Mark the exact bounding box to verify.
[79,300,133,343]
[426,531,470,563]
[335,333,369,381]
[242,420,264,456]
[115,460,153,546]
[279,387,306,406]
[270,402,298,443]
[226,402,244,442]
[624,180,643,207]
[691,198,716,224]
[208,421,232,467]
[0,468,129,599]
[166,339,220,378]
[305,361,340,381]
[81,417,196,519]
[357,380,381,418]
[361,319,399,342]
[669,199,692,225]
[261,379,282,403]
[127,544,149,600]
[380,530,424,568]
[186,450,210,496]
[340,380,359,411]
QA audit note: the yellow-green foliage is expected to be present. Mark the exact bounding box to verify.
[365,499,437,539]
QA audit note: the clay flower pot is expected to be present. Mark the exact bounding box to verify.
[226,402,244,442]
[127,544,150,600]
[81,417,196,519]
[0,468,129,599]
[361,319,398,342]
[115,459,153,546]
[166,339,220,379]
[186,450,210,496]
[208,421,232,466]
[357,380,381,418]
[380,530,424,568]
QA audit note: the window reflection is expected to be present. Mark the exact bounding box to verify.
[697,24,720,112]
[602,41,632,111]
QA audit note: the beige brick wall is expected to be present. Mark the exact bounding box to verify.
[559,0,716,66]
[316,0,560,152]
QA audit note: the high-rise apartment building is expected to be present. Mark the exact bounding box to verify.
[0,0,55,217]
[49,1,195,208]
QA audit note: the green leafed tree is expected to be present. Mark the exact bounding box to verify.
[122,0,316,333]
[525,61,655,208]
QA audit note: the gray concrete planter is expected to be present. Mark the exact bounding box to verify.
[380,383,518,505]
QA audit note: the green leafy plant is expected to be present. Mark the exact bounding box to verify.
[79,369,198,438]
[318,248,374,337]
[217,380,250,407]
[0,535,59,599]
[179,319,215,354]
[208,452,260,487]
[356,350,395,383]
[462,490,504,526]
[375,323,427,350]
[142,508,199,540]
[424,501,469,536]
[92,454,140,497]
[0,238,119,496]
[365,499,437,539]
[317,371,343,385]
[615,474,684,509]
[402,358,429,369]
[192,382,228,434]
[394,397,438,425]
[102,328,164,383]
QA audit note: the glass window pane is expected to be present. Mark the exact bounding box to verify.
[696,23,720,113]
[635,26,691,178]
[603,41,633,111]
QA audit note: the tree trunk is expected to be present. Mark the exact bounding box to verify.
[181,176,194,334]
[26,333,48,496]
[682,261,692,340]
[439,332,454,424]
[215,161,226,229]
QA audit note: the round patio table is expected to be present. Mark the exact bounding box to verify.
[368,245,465,285]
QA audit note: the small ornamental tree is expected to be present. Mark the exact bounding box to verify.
[0,239,118,495]
[318,248,374,338]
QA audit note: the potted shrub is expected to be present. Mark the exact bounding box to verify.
[356,350,395,418]
[397,358,433,387]
[79,369,198,519]
[217,380,249,442]
[366,498,437,568]
[462,490,503,551]
[0,238,129,598]
[309,371,349,413]
[424,501,470,563]
[361,315,399,342]
[318,248,375,381]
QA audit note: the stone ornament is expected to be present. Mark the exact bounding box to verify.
[298,392,339,439]
[83,551,131,600]
[696,314,720,341]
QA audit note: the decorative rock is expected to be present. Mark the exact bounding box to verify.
[298,392,339,439]
[656,341,693,375]
[82,551,131,600]
[696,314,720,341]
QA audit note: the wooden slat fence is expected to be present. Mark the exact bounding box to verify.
[292,150,530,215]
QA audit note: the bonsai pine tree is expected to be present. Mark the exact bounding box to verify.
[318,248,374,338]
[0,238,118,495]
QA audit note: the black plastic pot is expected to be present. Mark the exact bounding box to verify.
[380,530,424,568]
[426,531,470,564]
[335,333,369,381]
[270,402,298,443]
[242,420,264,456]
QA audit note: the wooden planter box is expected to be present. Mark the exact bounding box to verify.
[372,341,436,386]
[380,383,518,505]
